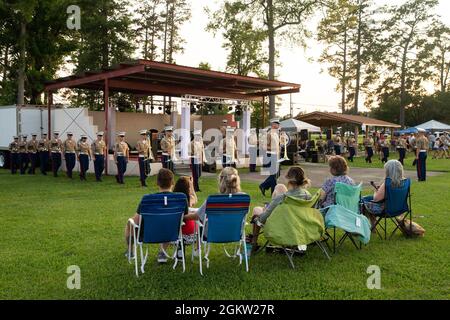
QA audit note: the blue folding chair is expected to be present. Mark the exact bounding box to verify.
[127,193,187,277]
[371,178,412,240]
[196,194,251,275]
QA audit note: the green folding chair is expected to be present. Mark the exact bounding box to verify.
[322,182,371,253]
[262,191,331,268]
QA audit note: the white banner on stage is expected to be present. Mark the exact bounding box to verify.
[180,99,190,160]
[242,109,251,155]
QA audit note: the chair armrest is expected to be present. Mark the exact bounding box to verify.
[128,218,139,229]
[196,220,204,228]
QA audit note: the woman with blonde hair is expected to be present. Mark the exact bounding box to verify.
[192,167,245,222]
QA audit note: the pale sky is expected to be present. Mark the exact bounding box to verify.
[173,0,450,116]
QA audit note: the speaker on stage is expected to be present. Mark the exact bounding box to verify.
[300,129,309,141]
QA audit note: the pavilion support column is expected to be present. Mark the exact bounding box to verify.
[104,79,109,175]
[47,91,53,136]
[180,97,190,160]
[262,97,266,128]
[365,125,369,139]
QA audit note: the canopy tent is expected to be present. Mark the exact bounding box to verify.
[415,120,450,131]
[397,127,422,134]
[279,118,321,133]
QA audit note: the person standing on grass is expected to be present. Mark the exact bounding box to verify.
[333,132,342,156]
[92,132,107,182]
[114,132,129,184]
[415,129,429,182]
[136,130,154,188]
[259,119,280,196]
[441,132,450,159]
[347,133,356,163]
[190,130,206,192]
[124,169,188,263]
[63,132,77,179]
[397,134,407,165]
[77,135,91,181]
[248,128,258,172]
[38,133,49,175]
[18,135,29,175]
[363,134,374,164]
[380,134,390,163]
[161,126,176,172]
[26,134,38,175]
[8,136,20,174]
[50,132,63,177]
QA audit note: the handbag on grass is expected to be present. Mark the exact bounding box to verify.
[396,216,425,237]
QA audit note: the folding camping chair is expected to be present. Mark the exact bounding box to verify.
[322,182,371,253]
[127,193,188,277]
[262,191,331,269]
[371,178,412,240]
[196,194,251,275]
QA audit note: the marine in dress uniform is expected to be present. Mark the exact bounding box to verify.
[114,132,129,184]
[191,130,206,192]
[380,134,390,163]
[50,132,63,177]
[8,136,19,174]
[363,135,374,163]
[77,135,92,181]
[27,134,39,174]
[248,128,258,172]
[397,134,407,165]
[160,126,175,172]
[91,132,107,182]
[347,133,357,162]
[18,135,29,175]
[415,129,429,182]
[38,133,49,175]
[333,132,342,156]
[63,132,77,179]
[136,129,154,187]
[316,135,325,155]
[220,127,237,168]
[259,118,280,196]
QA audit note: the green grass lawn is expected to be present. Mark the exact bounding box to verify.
[0,168,449,300]
[346,151,450,172]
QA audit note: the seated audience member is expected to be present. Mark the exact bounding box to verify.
[319,156,355,208]
[250,166,312,249]
[173,176,198,245]
[194,167,245,222]
[362,160,406,226]
[124,168,188,264]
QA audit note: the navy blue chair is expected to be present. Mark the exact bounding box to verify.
[196,194,251,275]
[371,178,412,240]
[127,193,187,276]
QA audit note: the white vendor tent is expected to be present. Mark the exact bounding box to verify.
[276,118,321,133]
[415,120,450,131]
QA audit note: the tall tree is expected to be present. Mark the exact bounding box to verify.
[318,0,358,113]
[380,0,438,127]
[426,20,450,93]
[69,0,136,110]
[208,0,320,119]
[207,1,267,77]
[134,0,164,61]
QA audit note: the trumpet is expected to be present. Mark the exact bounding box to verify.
[280,133,290,161]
